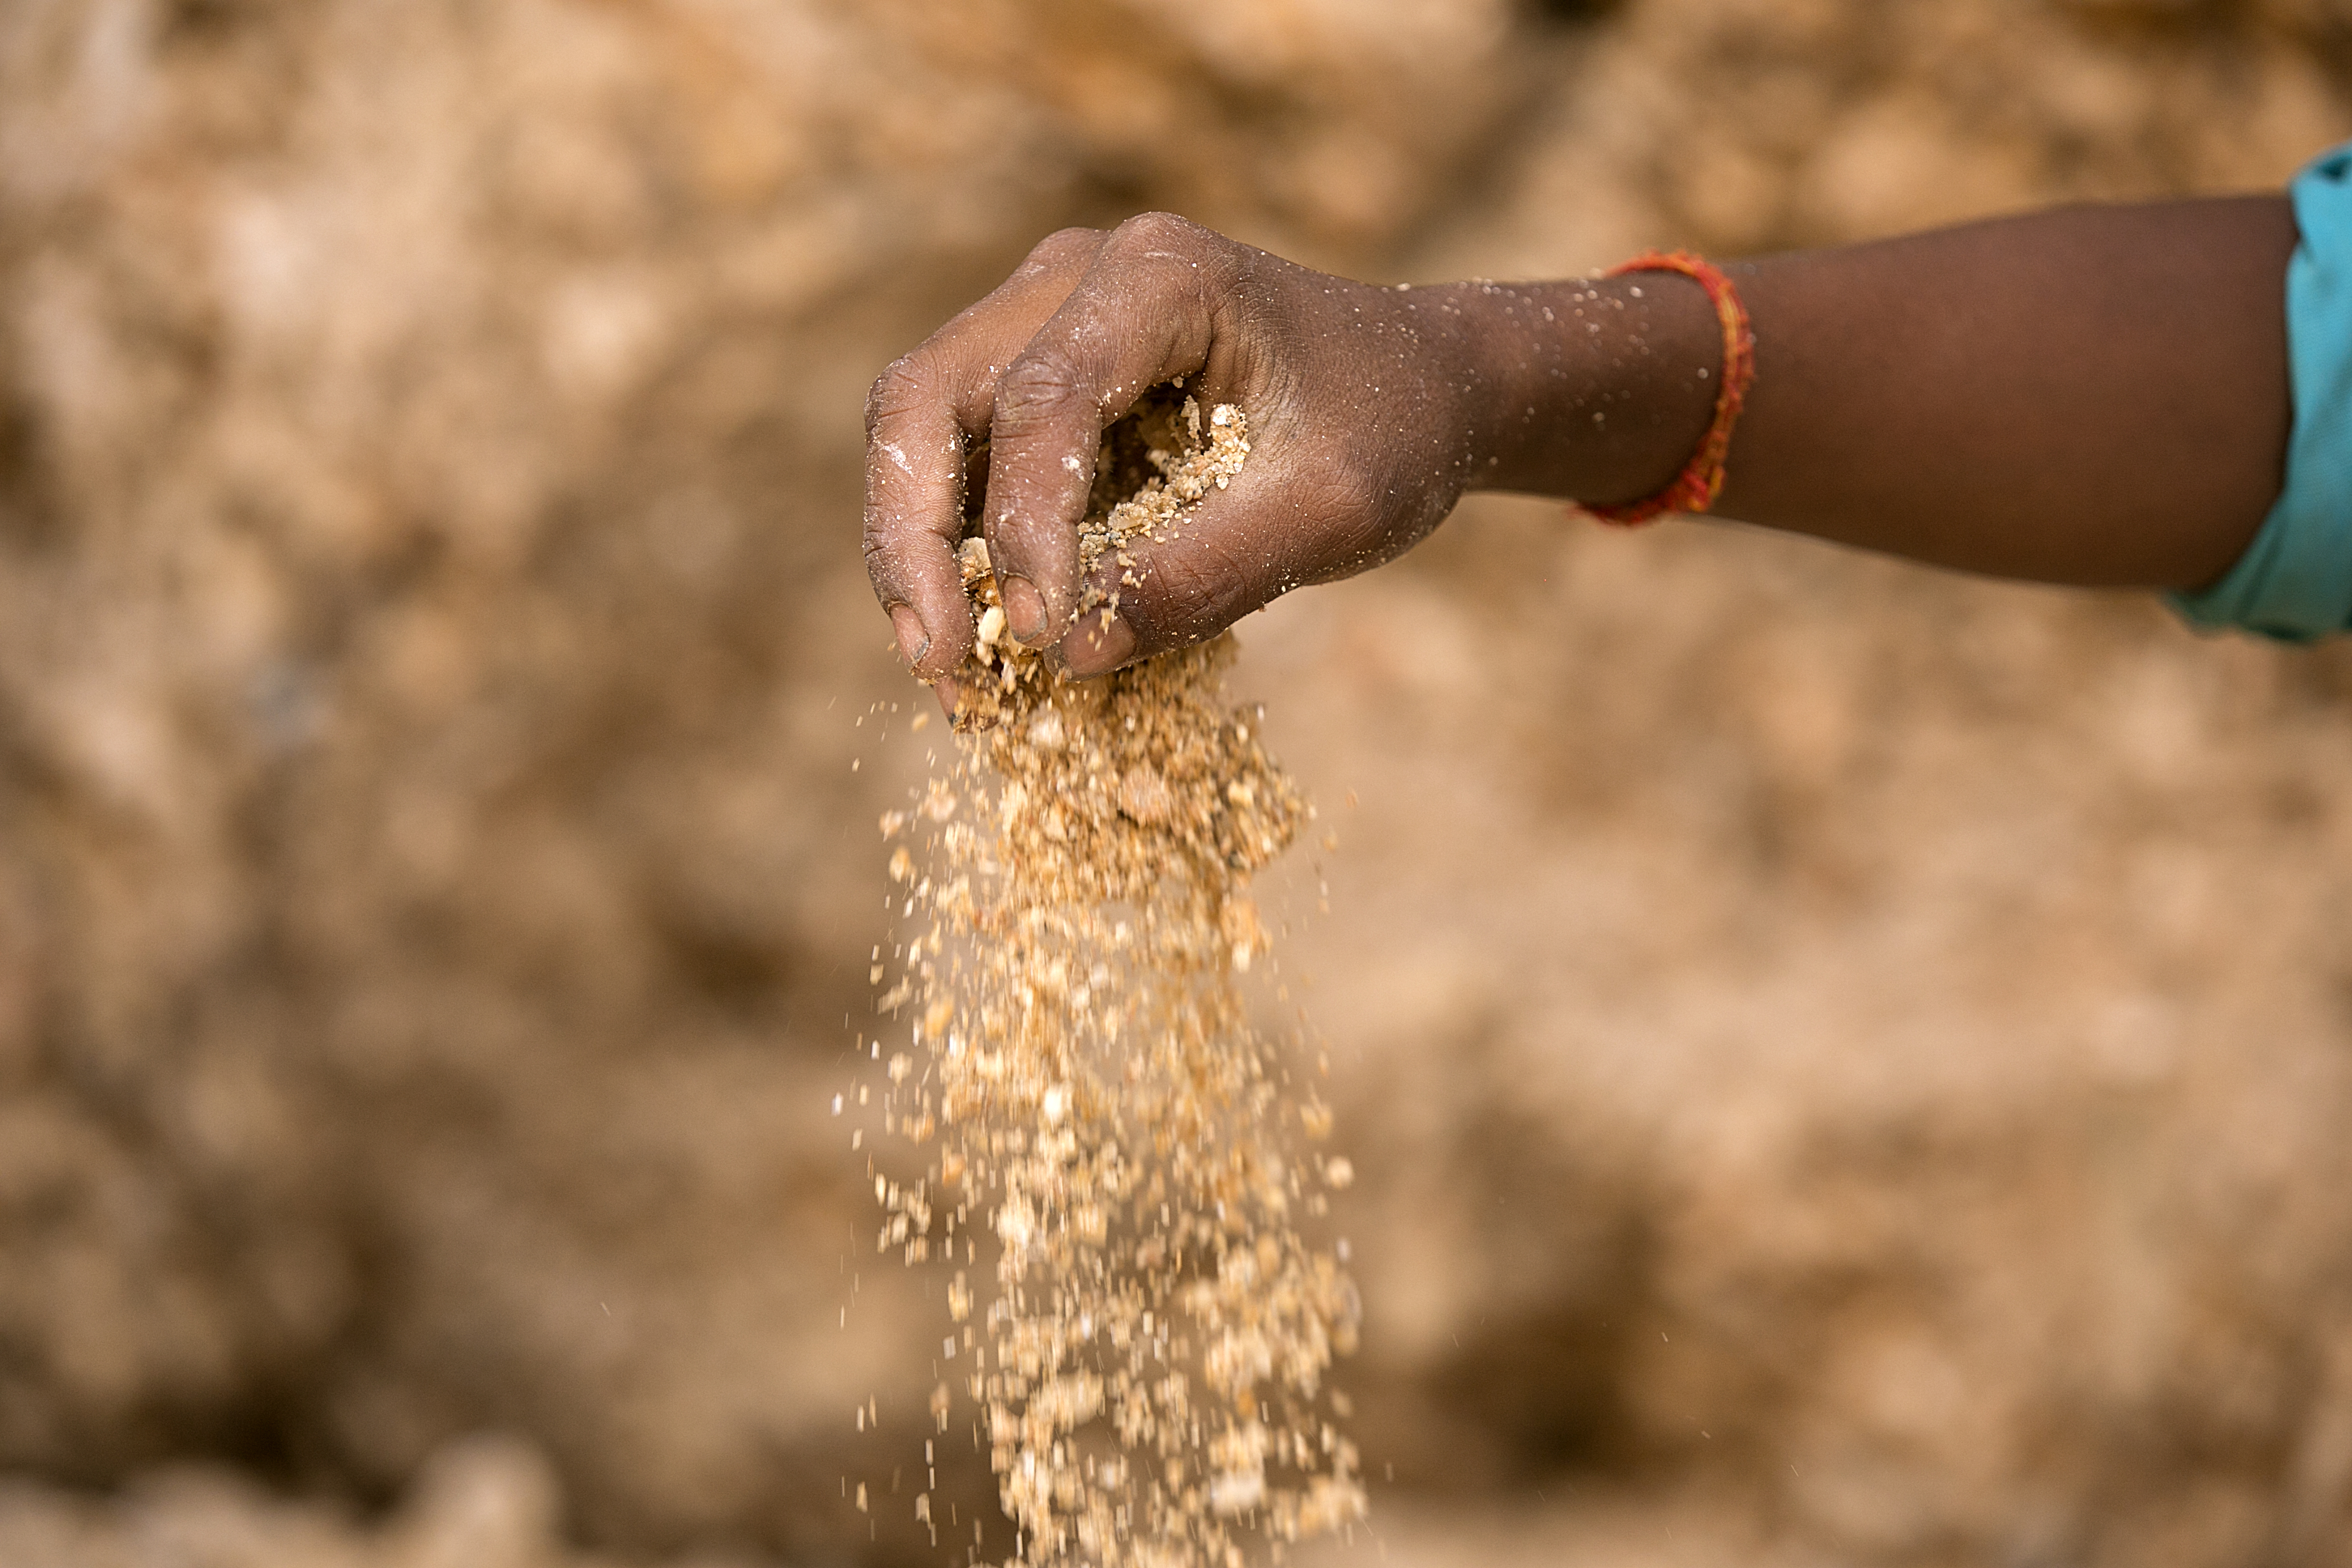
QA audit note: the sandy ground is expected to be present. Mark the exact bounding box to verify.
[5,0,2352,1564]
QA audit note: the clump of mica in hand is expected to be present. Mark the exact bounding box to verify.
[868,388,1365,1567]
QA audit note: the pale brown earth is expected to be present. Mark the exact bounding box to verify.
[4,1,2352,1566]
[877,523,1363,1563]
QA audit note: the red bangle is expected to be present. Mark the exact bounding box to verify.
[1577,250,1756,527]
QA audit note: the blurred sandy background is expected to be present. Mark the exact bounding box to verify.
[5,1,2352,1564]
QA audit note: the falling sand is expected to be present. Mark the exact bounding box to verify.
[867,390,1365,1567]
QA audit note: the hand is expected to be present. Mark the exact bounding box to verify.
[866,195,2302,684]
[862,214,1512,685]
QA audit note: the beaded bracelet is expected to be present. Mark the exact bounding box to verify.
[1578,250,1757,527]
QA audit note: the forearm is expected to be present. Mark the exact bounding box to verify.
[1467,196,2297,590]
[865,201,2300,686]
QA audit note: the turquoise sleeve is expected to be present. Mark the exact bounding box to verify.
[2169,144,2352,641]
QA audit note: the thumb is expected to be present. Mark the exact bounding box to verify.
[1058,410,1379,675]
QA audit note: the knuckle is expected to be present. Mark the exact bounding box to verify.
[1341,473,1390,526]
[864,352,935,436]
[1111,210,1204,254]
[1140,538,1249,637]
[993,350,1085,430]
[1309,459,1386,528]
[860,520,908,596]
[1303,469,1416,578]
[1021,226,1103,274]
[1100,212,1241,306]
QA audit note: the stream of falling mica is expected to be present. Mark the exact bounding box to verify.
[865,391,1365,1567]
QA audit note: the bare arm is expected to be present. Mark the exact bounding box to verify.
[864,195,2296,684]
[1505,196,2294,587]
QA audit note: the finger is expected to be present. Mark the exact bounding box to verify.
[1062,445,1400,677]
[982,212,1245,649]
[864,228,1106,681]
[864,358,978,682]
[1059,490,1293,678]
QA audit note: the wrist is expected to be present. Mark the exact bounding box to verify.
[1454,273,1723,505]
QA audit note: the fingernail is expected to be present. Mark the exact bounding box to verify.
[1001,576,1047,644]
[890,605,930,666]
[1062,613,1137,678]
[932,676,963,726]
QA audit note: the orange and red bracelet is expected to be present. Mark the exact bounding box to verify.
[1578,250,1757,527]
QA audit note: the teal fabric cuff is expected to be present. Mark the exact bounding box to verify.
[2170,143,2352,641]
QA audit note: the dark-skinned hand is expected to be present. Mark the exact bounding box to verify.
[860,212,1719,696]
[867,196,2299,700]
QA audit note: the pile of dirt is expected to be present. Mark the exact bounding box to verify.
[2,0,2351,1565]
